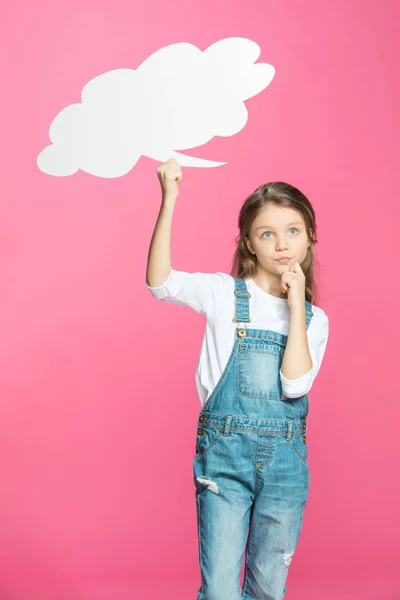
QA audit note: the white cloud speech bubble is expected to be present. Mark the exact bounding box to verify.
[37,37,275,178]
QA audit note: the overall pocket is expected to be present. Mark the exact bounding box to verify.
[194,425,224,460]
[290,434,308,464]
[238,342,284,400]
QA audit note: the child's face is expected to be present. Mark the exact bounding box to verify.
[245,205,312,274]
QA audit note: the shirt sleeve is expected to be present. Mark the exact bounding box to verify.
[146,267,227,315]
[279,309,329,399]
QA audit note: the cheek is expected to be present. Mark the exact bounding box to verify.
[295,242,309,260]
[301,247,310,261]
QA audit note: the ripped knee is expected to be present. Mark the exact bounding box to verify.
[282,550,295,567]
[196,476,219,494]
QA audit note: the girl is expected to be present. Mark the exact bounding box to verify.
[146,157,329,600]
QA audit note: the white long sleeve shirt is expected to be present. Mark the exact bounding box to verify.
[146,268,329,407]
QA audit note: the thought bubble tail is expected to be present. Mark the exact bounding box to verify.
[170,151,227,167]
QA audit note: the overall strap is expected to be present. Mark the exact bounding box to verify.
[233,277,314,329]
[233,278,251,324]
[305,300,314,329]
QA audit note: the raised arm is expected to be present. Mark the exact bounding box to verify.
[146,157,182,288]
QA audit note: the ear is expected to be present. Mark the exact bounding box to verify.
[244,235,255,255]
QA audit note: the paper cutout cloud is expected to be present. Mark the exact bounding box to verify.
[37,37,275,178]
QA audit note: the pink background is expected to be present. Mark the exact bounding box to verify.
[1,1,399,599]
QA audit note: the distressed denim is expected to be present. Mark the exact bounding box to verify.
[193,277,314,600]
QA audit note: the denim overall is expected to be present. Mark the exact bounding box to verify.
[193,277,314,600]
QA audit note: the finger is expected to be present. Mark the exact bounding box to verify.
[166,170,182,181]
[292,262,303,274]
[169,169,182,177]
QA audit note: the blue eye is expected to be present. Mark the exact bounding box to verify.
[262,228,299,238]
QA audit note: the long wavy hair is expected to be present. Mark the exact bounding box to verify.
[230,182,319,305]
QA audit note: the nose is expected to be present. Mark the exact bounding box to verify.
[276,237,288,250]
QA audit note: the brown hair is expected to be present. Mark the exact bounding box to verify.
[230,182,319,305]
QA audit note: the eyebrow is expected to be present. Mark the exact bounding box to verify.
[255,221,303,231]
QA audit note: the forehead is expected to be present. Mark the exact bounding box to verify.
[252,205,305,229]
